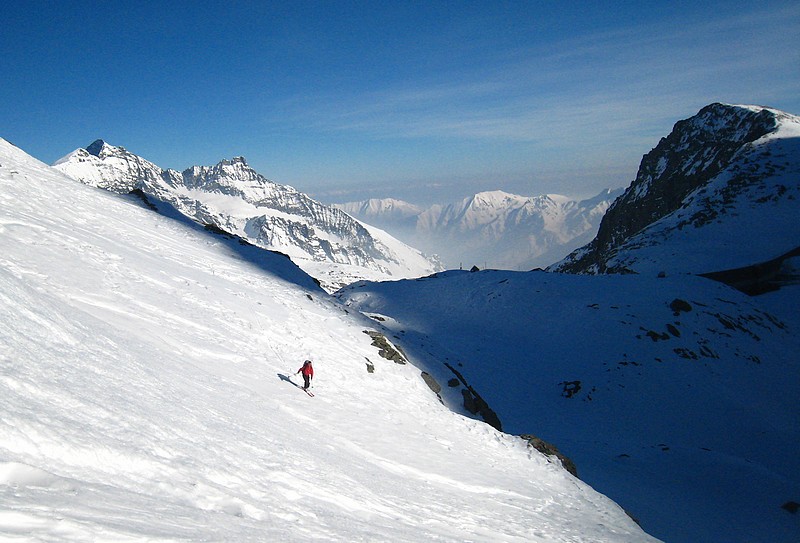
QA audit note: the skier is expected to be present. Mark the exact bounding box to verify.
[296,359,314,391]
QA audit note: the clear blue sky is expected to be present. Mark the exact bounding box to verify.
[2,1,798,205]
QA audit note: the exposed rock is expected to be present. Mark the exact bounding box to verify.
[645,330,670,342]
[559,380,582,398]
[700,246,800,295]
[520,434,578,478]
[444,362,503,431]
[420,371,442,395]
[363,330,407,364]
[551,104,789,275]
[670,299,693,315]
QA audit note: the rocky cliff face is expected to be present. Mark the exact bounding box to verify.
[551,103,800,276]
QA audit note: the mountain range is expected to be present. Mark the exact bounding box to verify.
[336,103,800,543]
[2,102,798,542]
[53,141,442,292]
[337,188,622,270]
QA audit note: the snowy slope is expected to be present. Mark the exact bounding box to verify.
[0,137,658,542]
[338,189,621,271]
[54,141,442,292]
[337,269,800,543]
[552,104,800,276]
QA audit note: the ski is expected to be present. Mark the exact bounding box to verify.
[304,389,314,397]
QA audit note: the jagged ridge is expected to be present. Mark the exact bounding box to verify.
[54,141,442,290]
[551,103,800,276]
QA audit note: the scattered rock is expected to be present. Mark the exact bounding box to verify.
[646,330,670,341]
[674,348,699,360]
[560,380,582,398]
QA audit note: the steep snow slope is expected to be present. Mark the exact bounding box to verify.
[0,138,658,542]
[338,189,621,271]
[54,141,441,292]
[552,104,800,275]
[337,270,800,543]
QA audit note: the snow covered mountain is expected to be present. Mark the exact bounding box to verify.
[1,137,658,541]
[551,103,800,280]
[338,189,622,270]
[53,141,442,291]
[335,104,800,543]
[337,197,423,228]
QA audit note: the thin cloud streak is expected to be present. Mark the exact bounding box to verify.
[279,5,799,148]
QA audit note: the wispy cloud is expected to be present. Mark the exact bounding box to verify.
[280,4,799,150]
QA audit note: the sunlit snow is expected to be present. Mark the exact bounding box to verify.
[0,138,658,541]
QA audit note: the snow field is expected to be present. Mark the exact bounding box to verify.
[0,139,658,541]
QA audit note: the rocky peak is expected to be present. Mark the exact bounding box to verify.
[53,141,442,289]
[181,157,277,200]
[84,139,134,161]
[85,139,108,157]
[552,104,787,274]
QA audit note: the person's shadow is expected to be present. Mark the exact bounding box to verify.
[277,373,302,390]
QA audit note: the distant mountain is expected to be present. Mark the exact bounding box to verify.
[337,198,423,228]
[54,141,442,291]
[551,103,800,284]
[337,188,622,270]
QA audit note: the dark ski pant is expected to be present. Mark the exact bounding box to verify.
[302,375,311,390]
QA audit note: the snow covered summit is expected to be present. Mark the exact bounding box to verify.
[54,141,442,291]
[1,136,658,541]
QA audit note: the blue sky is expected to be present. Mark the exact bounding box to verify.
[2,1,798,205]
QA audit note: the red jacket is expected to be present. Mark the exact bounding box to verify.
[299,361,314,377]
